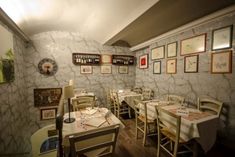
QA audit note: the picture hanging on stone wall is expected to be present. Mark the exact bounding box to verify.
[211,50,232,74]
[166,59,177,74]
[153,61,161,74]
[101,65,112,74]
[81,65,92,74]
[184,55,199,73]
[212,25,233,51]
[139,54,148,69]
[0,25,14,84]
[118,66,128,74]
[101,54,112,64]
[38,58,58,76]
[40,107,57,120]
[151,46,164,60]
[167,42,177,58]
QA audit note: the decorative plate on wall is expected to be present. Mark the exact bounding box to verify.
[38,58,58,76]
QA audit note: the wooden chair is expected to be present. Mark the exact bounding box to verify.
[155,106,193,157]
[141,88,153,101]
[197,97,223,117]
[69,125,120,157]
[134,99,157,146]
[72,95,96,111]
[167,94,185,104]
[112,91,131,119]
[107,90,115,114]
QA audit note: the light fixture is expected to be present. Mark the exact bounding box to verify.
[63,85,75,123]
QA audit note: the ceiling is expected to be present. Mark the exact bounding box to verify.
[0,0,235,49]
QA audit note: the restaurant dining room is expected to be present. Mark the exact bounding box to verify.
[0,0,235,157]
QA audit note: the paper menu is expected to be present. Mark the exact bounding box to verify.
[83,117,106,127]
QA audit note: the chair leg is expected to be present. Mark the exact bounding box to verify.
[135,118,138,139]
[157,135,160,157]
[143,122,147,146]
[128,107,131,118]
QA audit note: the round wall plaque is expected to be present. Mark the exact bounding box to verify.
[38,58,58,76]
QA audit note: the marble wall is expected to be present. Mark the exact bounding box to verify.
[135,13,235,148]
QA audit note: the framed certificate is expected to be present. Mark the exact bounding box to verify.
[166,59,177,74]
[153,61,161,74]
[211,51,232,73]
[167,42,177,58]
[151,46,165,60]
[184,55,199,73]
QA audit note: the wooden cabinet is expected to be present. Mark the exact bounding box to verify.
[112,55,135,65]
[72,53,101,65]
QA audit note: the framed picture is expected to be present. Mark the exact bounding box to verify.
[212,25,233,51]
[139,54,148,69]
[180,34,206,56]
[167,42,177,58]
[81,65,92,74]
[34,88,62,107]
[40,108,57,120]
[166,59,177,74]
[153,61,161,74]
[184,55,199,73]
[118,66,128,74]
[211,51,232,74]
[101,54,112,64]
[151,46,165,60]
[101,65,112,74]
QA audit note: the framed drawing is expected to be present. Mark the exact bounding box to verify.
[118,66,128,74]
[40,108,57,120]
[167,42,177,58]
[184,55,199,73]
[34,88,62,107]
[212,25,233,51]
[139,54,148,69]
[166,59,177,74]
[80,65,92,74]
[101,54,112,64]
[153,61,161,74]
[180,34,206,55]
[101,65,112,74]
[211,51,232,73]
[151,46,165,60]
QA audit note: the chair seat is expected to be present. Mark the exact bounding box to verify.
[161,128,186,144]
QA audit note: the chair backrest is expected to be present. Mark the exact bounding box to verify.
[133,99,147,122]
[106,90,114,109]
[197,97,223,116]
[72,95,95,110]
[167,94,185,104]
[155,106,181,157]
[69,125,120,157]
[132,87,142,94]
[112,92,121,110]
[141,88,153,100]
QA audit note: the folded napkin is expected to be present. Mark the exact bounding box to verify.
[83,117,106,127]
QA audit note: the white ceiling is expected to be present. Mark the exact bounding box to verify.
[0,0,159,44]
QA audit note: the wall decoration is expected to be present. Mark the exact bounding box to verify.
[73,53,101,65]
[118,66,128,74]
[80,65,92,74]
[101,65,112,74]
[181,34,206,55]
[166,59,177,74]
[184,55,199,73]
[40,107,57,120]
[167,42,177,58]
[153,61,161,74]
[112,55,135,65]
[139,54,148,69]
[212,25,233,51]
[34,88,62,107]
[38,58,58,76]
[0,25,14,84]
[211,51,232,73]
[151,46,165,60]
[101,54,112,64]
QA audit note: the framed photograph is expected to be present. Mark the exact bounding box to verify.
[118,66,128,74]
[151,46,165,60]
[101,65,112,74]
[101,54,112,64]
[153,61,161,74]
[80,65,92,74]
[40,108,57,120]
[211,51,232,74]
[180,34,206,56]
[139,54,148,69]
[167,42,177,58]
[212,25,233,51]
[184,55,199,73]
[166,59,177,74]
[34,88,62,107]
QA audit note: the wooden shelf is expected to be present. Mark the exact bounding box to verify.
[112,55,135,65]
[73,53,101,65]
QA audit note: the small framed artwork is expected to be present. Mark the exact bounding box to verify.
[181,34,206,56]
[151,46,165,60]
[101,54,112,64]
[153,61,161,74]
[212,25,233,51]
[167,42,177,58]
[211,51,232,74]
[101,65,112,74]
[40,108,57,120]
[80,65,92,74]
[118,66,128,74]
[184,55,199,73]
[166,59,177,74]
[139,54,148,69]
